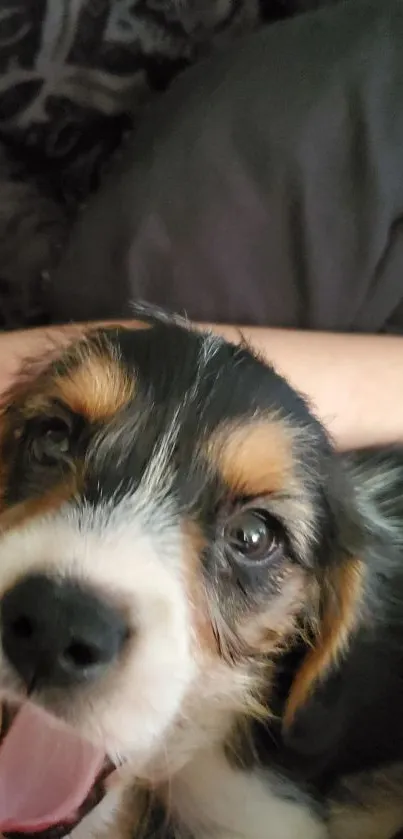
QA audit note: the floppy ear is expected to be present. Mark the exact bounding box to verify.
[283,452,366,728]
[284,555,364,728]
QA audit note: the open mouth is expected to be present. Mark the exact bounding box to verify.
[0,702,115,839]
[4,764,112,839]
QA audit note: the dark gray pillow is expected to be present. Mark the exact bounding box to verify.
[0,0,346,329]
[0,0,276,329]
[50,0,403,333]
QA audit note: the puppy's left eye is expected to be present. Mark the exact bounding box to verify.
[224,508,283,565]
[29,418,71,465]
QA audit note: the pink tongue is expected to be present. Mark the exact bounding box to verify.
[0,704,105,834]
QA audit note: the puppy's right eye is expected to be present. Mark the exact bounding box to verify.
[29,417,71,466]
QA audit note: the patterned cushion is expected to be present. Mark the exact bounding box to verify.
[0,0,343,329]
[0,0,269,199]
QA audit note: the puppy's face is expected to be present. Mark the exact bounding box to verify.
[0,311,363,776]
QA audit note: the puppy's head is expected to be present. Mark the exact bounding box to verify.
[0,309,364,782]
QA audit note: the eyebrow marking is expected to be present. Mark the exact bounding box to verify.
[207,419,294,498]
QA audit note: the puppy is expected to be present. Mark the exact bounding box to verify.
[0,305,403,839]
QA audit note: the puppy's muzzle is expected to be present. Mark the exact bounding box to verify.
[1,574,128,690]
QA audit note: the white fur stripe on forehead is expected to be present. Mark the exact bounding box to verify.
[89,332,224,495]
[89,408,180,501]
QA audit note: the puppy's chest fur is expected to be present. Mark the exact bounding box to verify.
[73,748,325,839]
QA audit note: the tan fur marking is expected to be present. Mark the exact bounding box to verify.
[1,329,136,425]
[182,520,217,655]
[207,419,294,498]
[52,353,134,422]
[284,557,364,726]
[0,475,79,535]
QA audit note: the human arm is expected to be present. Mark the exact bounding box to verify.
[1,324,402,451]
[204,325,403,451]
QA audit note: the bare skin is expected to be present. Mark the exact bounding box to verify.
[0,323,402,451]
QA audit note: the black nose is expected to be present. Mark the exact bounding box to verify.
[1,574,128,689]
